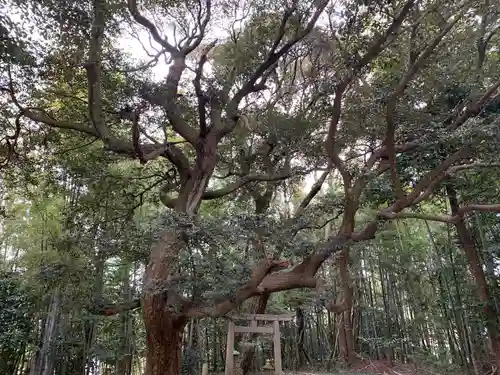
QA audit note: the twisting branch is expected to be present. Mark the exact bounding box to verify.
[326,0,417,196]
[353,0,417,72]
[2,67,100,137]
[184,259,290,317]
[411,175,446,205]
[5,2,181,168]
[180,136,482,319]
[202,168,293,200]
[0,112,22,168]
[182,0,212,55]
[217,0,329,138]
[484,24,500,47]
[448,162,500,174]
[447,76,500,130]
[379,211,454,223]
[127,0,178,55]
[325,85,351,189]
[391,144,475,212]
[411,162,500,205]
[130,110,145,163]
[385,9,464,199]
[128,1,201,146]
[117,48,169,73]
[321,1,431,308]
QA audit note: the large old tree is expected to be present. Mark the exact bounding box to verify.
[2,0,500,374]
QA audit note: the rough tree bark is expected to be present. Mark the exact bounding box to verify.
[335,250,356,365]
[142,228,190,375]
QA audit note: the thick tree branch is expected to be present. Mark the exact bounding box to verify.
[181,141,478,319]
[448,162,500,174]
[131,110,145,162]
[21,103,187,167]
[85,0,110,141]
[0,112,22,168]
[380,211,454,223]
[6,5,191,173]
[484,24,500,46]
[141,80,198,145]
[230,141,484,313]
[458,203,500,215]
[390,144,475,212]
[193,41,217,136]
[129,2,199,146]
[18,103,188,172]
[21,108,99,137]
[184,259,290,317]
[325,85,351,188]
[411,174,446,205]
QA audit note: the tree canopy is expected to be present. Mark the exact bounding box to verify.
[1,0,500,374]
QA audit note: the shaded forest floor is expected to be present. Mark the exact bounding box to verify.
[346,359,417,374]
[347,359,419,374]
[278,359,468,375]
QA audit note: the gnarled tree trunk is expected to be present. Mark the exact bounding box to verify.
[335,249,355,366]
[143,228,189,375]
[144,313,187,375]
[143,137,218,375]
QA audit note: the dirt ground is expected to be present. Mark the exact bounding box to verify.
[277,359,460,375]
[239,359,471,375]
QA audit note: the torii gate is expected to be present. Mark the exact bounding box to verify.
[225,314,293,375]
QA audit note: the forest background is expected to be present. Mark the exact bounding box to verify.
[1,0,500,375]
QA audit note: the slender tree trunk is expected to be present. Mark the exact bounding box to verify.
[426,220,468,367]
[296,308,306,368]
[116,266,133,375]
[446,183,500,372]
[335,249,355,365]
[30,287,62,375]
[378,259,394,366]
